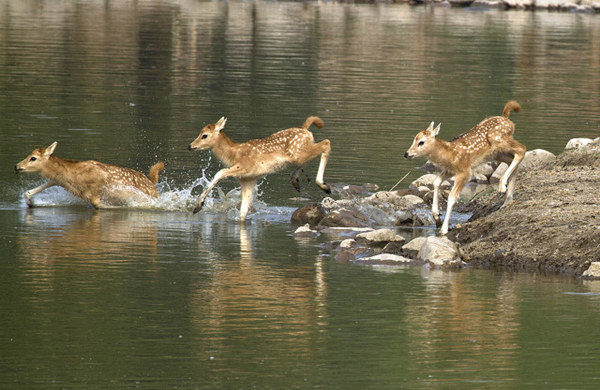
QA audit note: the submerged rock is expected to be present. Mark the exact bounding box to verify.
[354,253,414,266]
[292,224,319,238]
[356,228,405,247]
[291,203,326,227]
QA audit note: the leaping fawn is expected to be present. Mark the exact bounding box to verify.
[405,100,526,235]
[15,141,164,208]
[188,116,331,221]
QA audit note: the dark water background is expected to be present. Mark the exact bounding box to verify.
[1,1,600,388]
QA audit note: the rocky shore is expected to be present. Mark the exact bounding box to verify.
[414,0,600,13]
[292,137,600,279]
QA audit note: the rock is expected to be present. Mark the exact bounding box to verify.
[489,162,508,184]
[402,236,428,258]
[335,246,378,263]
[565,138,593,150]
[364,191,425,210]
[291,203,326,227]
[318,208,372,228]
[396,208,436,227]
[519,149,556,172]
[418,236,462,268]
[583,262,600,278]
[356,228,405,247]
[292,224,319,238]
[472,163,494,179]
[320,227,374,239]
[410,174,436,189]
[382,241,405,255]
[472,173,489,184]
[354,253,414,266]
[339,238,357,248]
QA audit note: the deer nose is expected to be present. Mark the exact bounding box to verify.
[188,144,194,151]
[404,152,411,159]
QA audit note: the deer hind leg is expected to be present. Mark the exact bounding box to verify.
[496,140,526,203]
[432,171,452,227]
[290,164,307,192]
[440,171,469,235]
[239,178,256,222]
[24,181,57,207]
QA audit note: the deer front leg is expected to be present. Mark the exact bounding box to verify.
[314,140,331,194]
[193,166,247,214]
[432,171,451,227]
[24,181,56,207]
[439,171,469,235]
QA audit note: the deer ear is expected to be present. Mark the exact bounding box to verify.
[215,117,227,133]
[425,121,434,133]
[432,123,441,137]
[45,141,58,156]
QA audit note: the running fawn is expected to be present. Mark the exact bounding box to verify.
[15,141,164,208]
[404,101,526,235]
[188,116,331,221]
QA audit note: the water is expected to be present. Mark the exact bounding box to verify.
[1,0,600,388]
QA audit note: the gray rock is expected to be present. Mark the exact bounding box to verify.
[320,227,374,240]
[356,228,405,247]
[339,238,357,248]
[519,149,556,172]
[292,224,319,238]
[418,236,462,267]
[472,163,494,180]
[291,203,326,227]
[396,208,436,227]
[402,236,428,258]
[354,253,413,266]
[565,138,593,150]
[317,208,372,228]
[583,262,600,278]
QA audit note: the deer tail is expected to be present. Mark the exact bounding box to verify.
[502,100,521,118]
[148,161,165,185]
[302,116,324,130]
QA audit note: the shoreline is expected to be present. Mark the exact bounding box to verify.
[293,137,600,279]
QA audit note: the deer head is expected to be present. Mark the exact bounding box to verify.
[15,141,58,173]
[404,122,441,160]
[188,117,227,151]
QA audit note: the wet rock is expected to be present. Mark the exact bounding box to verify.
[583,262,600,279]
[382,241,405,255]
[291,203,326,227]
[402,236,428,258]
[320,227,374,240]
[329,183,377,199]
[292,224,319,238]
[339,238,357,248]
[519,149,556,172]
[317,208,372,228]
[566,138,594,150]
[335,246,378,263]
[354,253,413,266]
[418,236,463,268]
[396,208,436,227]
[356,228,405,247]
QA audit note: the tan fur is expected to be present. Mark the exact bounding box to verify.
[14,142,164,208]
[405,101,526,235]
[188,116,331,221]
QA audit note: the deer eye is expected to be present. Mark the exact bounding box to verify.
[201,134,208,139]
[417,140,425,147]
[30,156,37,161]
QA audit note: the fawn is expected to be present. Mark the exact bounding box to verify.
[404,100,526,235]
[188,116,331,221]
[15,141,164,208]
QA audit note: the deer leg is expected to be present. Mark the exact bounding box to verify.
[24,181,56,207]
[290,165,306,192]
[314,139,331,194]
[440,171,469,235]
[498,141,526,194]
[193,166,247,214]
[432,171,452,227]
[239,178,256,222]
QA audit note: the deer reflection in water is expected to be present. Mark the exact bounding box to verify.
[189,224,328,358]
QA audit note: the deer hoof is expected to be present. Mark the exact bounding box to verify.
[192,202,204,214]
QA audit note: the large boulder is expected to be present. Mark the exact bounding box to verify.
[565,138,593,150]
[519,149,556,172]
[418,236,463,268]
[402,236,428,259]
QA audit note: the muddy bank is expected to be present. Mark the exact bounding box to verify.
[449,143,600,277]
